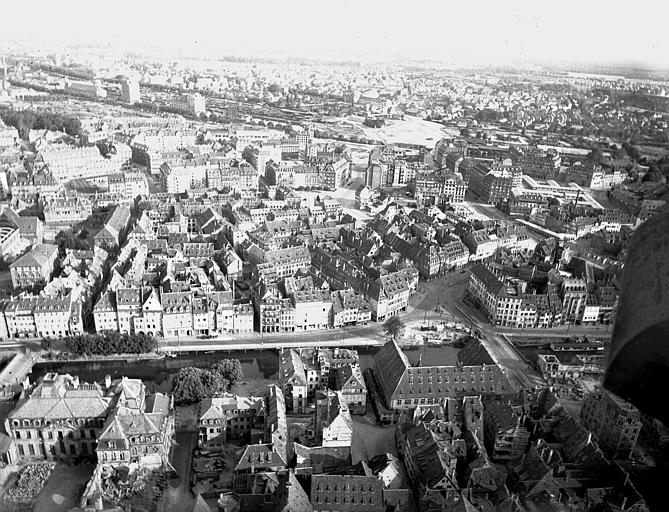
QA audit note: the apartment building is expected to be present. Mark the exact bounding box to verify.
[329,363,367,415]
[197,394,266,446]
[580,391,642,460]
[9,243,58,290]
[42,195,93,225]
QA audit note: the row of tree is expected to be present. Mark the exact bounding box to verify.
[171,359,244,404]
[65,332,157,356]
[0,106,83,140]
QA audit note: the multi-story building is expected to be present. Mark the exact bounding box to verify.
[160,160,208,194]
[9,243,58,290]
[33,294,81,338]
[4,297,38,338]
[580,390,642,460]
[6,373,110,461]
[93,205,131,250]
[329,363,367,415]
[38,143,130,183]
[330,289,372,327]
[467,164,513,204]
[468,264,562,328]
[511,146,561,180]
[97,384,174,468]
[561,277,587,324]
[42,195,93,225]
[172,93,206,115]
[374,340,512,410]
[311,475,384,512]
[279,349,308,413]
[292,289,332,331]
[107,171,149,198]
[161,291,193,337]
[483,401,530,463]
[93,292,118,333]
[197,394,265,446]
[314,390,353,448]
[66,79,107,98]
[255,245,311,284]
[358,271,411,321]
[121,78,141,104]
[414,170,466,207]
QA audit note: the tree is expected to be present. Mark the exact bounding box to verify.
[212,359,243,391]
[383,316,406,341]
[55,229,89,256]
[172,368,208,404]
[40,337,55,351]
[171,362,243,404]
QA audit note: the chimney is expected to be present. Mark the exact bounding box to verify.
[105,375,112,390]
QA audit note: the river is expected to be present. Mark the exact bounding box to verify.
[29,345,459,393]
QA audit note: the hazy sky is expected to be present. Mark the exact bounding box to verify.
[2,0,668,67]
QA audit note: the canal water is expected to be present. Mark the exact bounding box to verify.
[29,345,458,393]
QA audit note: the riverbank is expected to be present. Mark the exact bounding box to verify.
[35,351,167,365]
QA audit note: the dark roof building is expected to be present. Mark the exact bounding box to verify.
[374,340,512,410]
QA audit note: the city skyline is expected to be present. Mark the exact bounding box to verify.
[2,0,668,69]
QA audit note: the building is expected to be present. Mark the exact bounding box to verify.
[42,195,92,225]
[107,171,149,198]
[329,363,367,415]
[414,170,466,207]
[310,474,384,512]
[5,373,110,461]
[580,390,641,460]
[121,78,140,104]
[314,390,353,448]
[172,93,206,115]
[483,401,530,463]
[94,205,131,250]
[355,185,373,210]
[9,243,58,290]
[66,79,107,98]
[93,292,118,333]
[280,349,308,413]
[197,394,265,446]
[562,277,587,324]
[373,340,512,410]
[467,164,513,204]
[96,385,174,467]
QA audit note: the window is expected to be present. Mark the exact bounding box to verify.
[15,431,21,439]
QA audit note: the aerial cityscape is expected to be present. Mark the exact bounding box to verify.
[0,1,668,511]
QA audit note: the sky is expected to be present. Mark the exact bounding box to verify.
[2,0,668,68]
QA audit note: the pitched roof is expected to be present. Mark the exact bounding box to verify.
[373,340,410,402]
[234,443,287,472]
[310,474,384,511]
[10,243,57,268]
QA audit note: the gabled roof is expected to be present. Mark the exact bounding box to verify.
[234,443,286,472]
[10,243,57,268]
[373,340,410,402]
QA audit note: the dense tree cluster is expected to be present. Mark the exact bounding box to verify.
[65,332,157,356]
[55,229,90,256]
[0,106,82,139]
[171,359,244,404]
